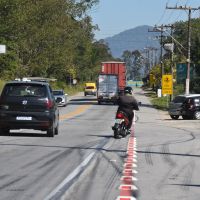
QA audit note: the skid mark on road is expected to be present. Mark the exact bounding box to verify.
[145,145,153,165]
[161,143,176,167]
[60,105,91,120]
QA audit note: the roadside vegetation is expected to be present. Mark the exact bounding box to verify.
[0,1,199,97]
[0,0,116,87]
[144,84,185,111]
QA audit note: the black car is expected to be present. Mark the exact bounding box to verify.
[181,94,200,120]
[0,79,59,137]
[168,94,200,120]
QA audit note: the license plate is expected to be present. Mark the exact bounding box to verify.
[16,116,32,120]
[115,119,122,123]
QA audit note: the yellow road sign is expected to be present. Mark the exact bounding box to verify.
[162,75,173,95]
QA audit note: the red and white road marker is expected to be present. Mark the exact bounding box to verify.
[117,126,138,200]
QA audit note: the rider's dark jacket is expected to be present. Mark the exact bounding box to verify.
[117,93,139,128]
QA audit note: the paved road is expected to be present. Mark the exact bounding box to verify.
[0,88,199,200]
[134,88,200,200]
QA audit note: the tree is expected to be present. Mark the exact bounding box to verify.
[122,50,143,80]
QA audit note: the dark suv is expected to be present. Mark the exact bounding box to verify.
[181,95,200,120]
[168,94,200,120]
[0,80,59,137]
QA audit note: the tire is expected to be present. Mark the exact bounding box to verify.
[193,111,200,120]
[114,130,120,139]
[55,123,59,135]
[47,123,55,137]
[120,124,127,137]
[0,128,10,135]
[98,101,101,105]
[170,115,179,120]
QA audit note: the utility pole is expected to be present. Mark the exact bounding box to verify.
[166,5,200,94]
[148,25,164,81]
[162,24,174,100]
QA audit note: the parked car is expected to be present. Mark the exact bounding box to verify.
[52,90,68,106]
[181,94,200,120]
[0,79,59,137]
[168,94,200,120]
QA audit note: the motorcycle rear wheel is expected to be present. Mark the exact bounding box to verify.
[114,130,120,139]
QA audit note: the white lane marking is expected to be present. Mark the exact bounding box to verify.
[44,152,95,200]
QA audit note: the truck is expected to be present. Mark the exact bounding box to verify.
[100,61,126,94]
[97,74,118,104]
[97,61,127,104]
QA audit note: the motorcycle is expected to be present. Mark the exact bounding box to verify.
[112,111,130,139]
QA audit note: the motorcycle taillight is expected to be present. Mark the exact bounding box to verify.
[116,112,124,118]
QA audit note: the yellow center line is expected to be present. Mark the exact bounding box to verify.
[60,104,92,120]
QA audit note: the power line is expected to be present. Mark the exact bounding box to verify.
[166,4,200,95]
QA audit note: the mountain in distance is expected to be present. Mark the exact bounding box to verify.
[104,25,160,58]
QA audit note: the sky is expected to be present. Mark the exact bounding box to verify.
[89,0,200,40]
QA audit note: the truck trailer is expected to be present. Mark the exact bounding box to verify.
[97,74,118,105]
[100,61,126,94]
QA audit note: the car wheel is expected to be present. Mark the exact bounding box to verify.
[170,115,179,119]
[55,123,59,135]
[193,111,200,120]
[47,123,55,137]
[0,128,10,135]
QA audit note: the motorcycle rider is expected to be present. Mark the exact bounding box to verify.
[116,86,139,132]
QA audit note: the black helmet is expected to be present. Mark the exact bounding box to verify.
[124,86,133,94]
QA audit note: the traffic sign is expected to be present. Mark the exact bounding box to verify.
[162,75,173,95]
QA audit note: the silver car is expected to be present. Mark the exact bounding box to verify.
[53,90,68,107]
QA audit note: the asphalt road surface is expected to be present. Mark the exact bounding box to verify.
[0,88,199,200]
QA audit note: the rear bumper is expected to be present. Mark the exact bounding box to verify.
[85,91,96,95]
[0,111,55,130]
[97,96,117,103]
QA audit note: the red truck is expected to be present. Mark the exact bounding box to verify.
[101,61,126,93]
[97,61,126,104]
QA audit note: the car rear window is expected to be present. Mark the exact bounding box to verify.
[173,96,186,103]
[53,90,64,95]
[2,84,46,97]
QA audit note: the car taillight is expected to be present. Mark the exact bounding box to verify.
[46,99,53,109]
[116,112,124,118]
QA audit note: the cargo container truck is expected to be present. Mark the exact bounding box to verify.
[97,74,118,105]
[100,61,126,94]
